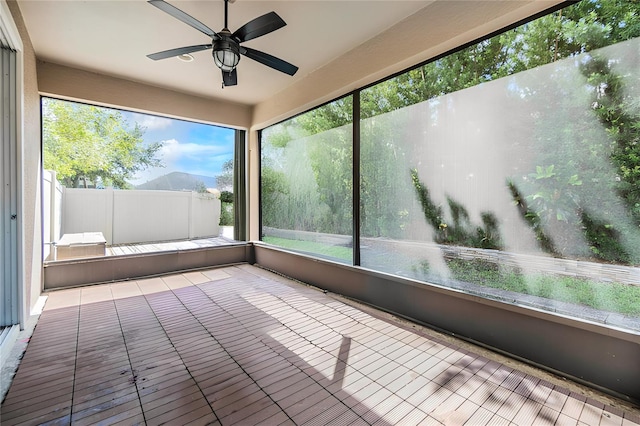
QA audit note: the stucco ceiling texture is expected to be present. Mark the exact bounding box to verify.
[18,0,434,105]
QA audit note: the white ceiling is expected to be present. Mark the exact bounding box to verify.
[17,0,433,105]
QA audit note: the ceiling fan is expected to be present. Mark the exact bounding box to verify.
[147,0,299,88]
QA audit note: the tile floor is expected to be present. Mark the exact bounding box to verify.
[1,265,639,425]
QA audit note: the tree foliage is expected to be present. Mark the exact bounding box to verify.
[261,99,354,235]
[216,159,234,192]
[511,0,640,262]
[43,98,164,189]
[360,0,640,117]
[219,190,234,226]
[411,169,502,249]
[261,0,640,264]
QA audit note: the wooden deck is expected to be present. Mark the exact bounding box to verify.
[107,236,236,256]
[2,265,639,425]
[105,226,236,256]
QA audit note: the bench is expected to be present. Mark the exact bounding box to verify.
[55,232,106,260]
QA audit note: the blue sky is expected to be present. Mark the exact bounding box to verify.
[123,111,235,186]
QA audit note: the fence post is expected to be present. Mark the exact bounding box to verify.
[49,171,57,244]
[105,187,114,245]
[189,191,195,239]
[42,171,53,260]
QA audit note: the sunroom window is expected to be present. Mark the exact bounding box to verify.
[42,97,238,261]
[261,0,640,331]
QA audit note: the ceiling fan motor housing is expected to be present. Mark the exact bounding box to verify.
[212,31,241,72]
[147,0,298,87]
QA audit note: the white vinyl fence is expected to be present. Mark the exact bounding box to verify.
[44,171,221,252]
[43,170,63,261]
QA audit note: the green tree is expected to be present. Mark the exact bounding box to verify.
[261,0,640,264]
[214,160,235,226]
[411,169,502,249]
[43,98,164,189]
[217,159,234,192]
[194,182,209,194]
[260,165,289,229]
[219,190,234,226]
[261,98,354,235]
[365,0,640,262]
[509,0,640,262]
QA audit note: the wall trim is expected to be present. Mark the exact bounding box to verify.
[43,244,251,289]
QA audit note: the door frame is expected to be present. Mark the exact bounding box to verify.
[1,0,25,330]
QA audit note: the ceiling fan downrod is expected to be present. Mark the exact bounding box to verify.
[146,0,298,88]
[224,0,229,30]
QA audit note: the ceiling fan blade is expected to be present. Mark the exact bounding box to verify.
[223,69,238,87]
[232,12,286,43]
[240,47,298,76]
[148,0,219,40]
[147,44,212,60]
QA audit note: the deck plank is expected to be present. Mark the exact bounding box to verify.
[3,265,638,426]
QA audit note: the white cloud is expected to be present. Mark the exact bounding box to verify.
[159,138,182,163]
[130,113,173,130]
[160,138,228,161]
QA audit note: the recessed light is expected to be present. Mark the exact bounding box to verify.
[177,54,194,62]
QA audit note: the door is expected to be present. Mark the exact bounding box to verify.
[1,42,19,327]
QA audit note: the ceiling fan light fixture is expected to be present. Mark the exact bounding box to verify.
[147,0,298,87]
[213,38,240,72]
[177,53,194,62]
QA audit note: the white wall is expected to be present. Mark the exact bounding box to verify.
[6,0,42,319]
[61,188,220,246]
[191,194,220,241]
[37,61,252,130]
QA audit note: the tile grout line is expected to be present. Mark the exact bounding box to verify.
[241,278,408,411]
[331,289,640,420]
[133,280,224,425]
[194,274,379,425]
[233,273,543,425]
[223,277,375,417]
[108,286,149,425]
[8,267,634,426]
[332,297,633,421]
[171,277,299,425]
[68,293,83,424]
[192,269,640,426]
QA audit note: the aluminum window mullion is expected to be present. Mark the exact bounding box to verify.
[353,91,361,266]
[233,129,247,241]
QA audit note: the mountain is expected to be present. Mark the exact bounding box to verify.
[135,172,217,191]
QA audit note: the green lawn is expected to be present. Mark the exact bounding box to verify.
[262,236,352,261]
[262,236,640,317]
[446,259,640,316]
